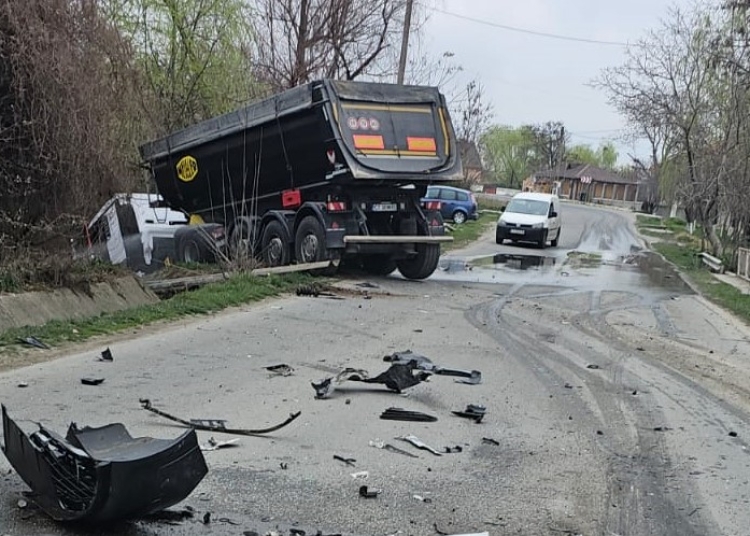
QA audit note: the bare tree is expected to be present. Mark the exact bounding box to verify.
[251,0,408,90]
[596,5,738,255]
[0,0,140,255]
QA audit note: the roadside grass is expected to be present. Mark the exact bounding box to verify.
[651,241,750,324]
[444,211,496,251]
[0,272,312,352]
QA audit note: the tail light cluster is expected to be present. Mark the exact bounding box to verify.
[423,200,441,211]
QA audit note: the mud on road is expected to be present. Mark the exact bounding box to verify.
[1,207,750,536]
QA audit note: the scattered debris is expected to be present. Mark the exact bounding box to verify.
[356,282,379,289]
[99,348,113,362]
[17,382,28,388]
[596,430,604,435]
[265,364,294,376]
[636,347,645,351]
[17,336,49,350]
[350,471,369,479]
[413,494,432,503]
[653,426,671,432]
[1,405,207,522]
[358,485,379,498]
[482,437,500,446]
[140,399,301,436]
[203,511,211,524]
[296,284,342,299]
[201,437,240,451]
[80,377,105,386]
[413,329,423,333]
[333,455,356,467]
[729,431,738,437]
[443,446,463,453]
[312,378,336,399]
[369,439,419,458]
[564,383,573,389]
[451,404,487,423]
[380,407,437,422]
[312,364,430,399]
[280,462,288,470]
[17,499,27,509]
[290,529,307,536]
[384,350,482,385]
[586,364,600,370]
[396,435,442,456]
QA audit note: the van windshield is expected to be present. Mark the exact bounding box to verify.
[505,199,549,216]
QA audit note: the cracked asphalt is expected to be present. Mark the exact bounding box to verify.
[1,202,750,536]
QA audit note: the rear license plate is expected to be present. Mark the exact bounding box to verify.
[509,229,525,235]
[371,202,397,212]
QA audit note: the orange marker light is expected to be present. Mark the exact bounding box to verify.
[353,134,385,150]
[407,137,437,152]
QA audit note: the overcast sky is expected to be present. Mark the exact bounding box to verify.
[418,0,678,164]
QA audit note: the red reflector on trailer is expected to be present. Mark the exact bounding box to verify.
[353,134,385,150]
[282,189,301,208]
[326,201,348,212]
[424,201,441,210]
[431,219,440,226]
[407,137,437,152]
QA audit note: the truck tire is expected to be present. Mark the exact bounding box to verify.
[295,216,326,264]
[362,254,398,276]
[177,230,209,264]
[397,243,440,280]
[261,220,291,267]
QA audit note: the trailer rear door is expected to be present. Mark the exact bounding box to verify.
[332,86,454,175]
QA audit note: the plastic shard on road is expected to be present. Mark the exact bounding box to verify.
[1,405,207,523]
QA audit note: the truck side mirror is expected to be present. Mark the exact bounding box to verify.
[549,211,558,218]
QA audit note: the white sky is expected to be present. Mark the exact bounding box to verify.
[418,0,678,164]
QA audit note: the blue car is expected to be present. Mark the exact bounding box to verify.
[422,185,479,224]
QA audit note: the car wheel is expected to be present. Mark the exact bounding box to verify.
[550,228,560,247]
[537,230,548,249]
[452,210,467,225]
[495,229,504,245]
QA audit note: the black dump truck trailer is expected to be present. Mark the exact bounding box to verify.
[139,79,463,280]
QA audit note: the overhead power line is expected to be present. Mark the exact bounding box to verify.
[430,7,630,46]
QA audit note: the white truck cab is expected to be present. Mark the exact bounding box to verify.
[496,192,562,248]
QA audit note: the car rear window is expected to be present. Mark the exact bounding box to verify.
[457,192,468,201]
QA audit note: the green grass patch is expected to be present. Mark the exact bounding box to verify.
[654,241,750,323]
[636,214,663,228]
[444,212,496,251]
[0,272,313,352]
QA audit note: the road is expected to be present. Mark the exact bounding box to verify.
[2,202,750,536]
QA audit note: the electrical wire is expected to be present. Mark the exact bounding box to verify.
[429,7,630,46]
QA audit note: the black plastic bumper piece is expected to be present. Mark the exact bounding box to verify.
[1,405,208,523]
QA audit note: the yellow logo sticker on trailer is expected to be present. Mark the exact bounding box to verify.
[176,155,198,182]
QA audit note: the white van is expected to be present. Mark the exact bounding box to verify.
[496,192,562,248]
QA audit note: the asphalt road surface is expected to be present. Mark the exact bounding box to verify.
[2,202,750,536]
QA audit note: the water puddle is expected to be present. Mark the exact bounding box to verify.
[490,253,556,270]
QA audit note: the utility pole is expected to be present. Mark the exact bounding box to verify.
[397,0,414,85]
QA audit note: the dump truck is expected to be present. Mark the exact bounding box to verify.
[138,79,463,279]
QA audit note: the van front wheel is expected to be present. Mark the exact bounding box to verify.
[551,228,560,247]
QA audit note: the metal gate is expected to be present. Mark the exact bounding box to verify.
[738,247,750,282]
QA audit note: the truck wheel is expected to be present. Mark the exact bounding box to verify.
[177,231,208,263]
[261,220,291,267]
[295,216,326,264]
[362,254,397,276]
[452,210,467,224]
[397,243,440,280]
